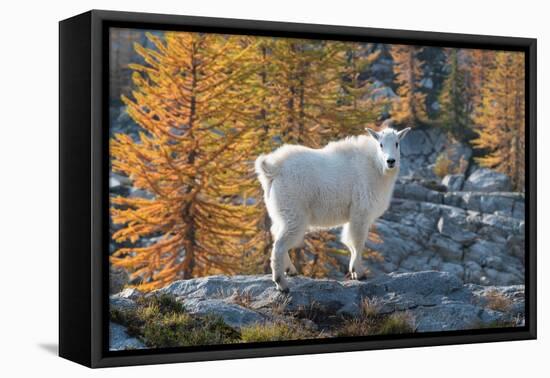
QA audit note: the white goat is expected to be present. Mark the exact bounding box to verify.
[255,121,411,292]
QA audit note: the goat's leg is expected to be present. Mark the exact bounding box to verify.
[271,239,291,292]
[284,253,298,276]
[271,227,303,292]
[270,222,298,278]
[341,223,356,278]
[343,218,369,280]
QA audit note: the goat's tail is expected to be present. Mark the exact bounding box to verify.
[255,154,279,197]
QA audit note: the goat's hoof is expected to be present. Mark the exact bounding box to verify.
[277,286,290,294]
[347,271,366,280]
[274,277,290,293]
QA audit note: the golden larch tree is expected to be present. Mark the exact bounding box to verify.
[244,36,281,273]
[110,32,267,290]
[269,39,343,146]
[472,51,525,190]
[464,49,496,111]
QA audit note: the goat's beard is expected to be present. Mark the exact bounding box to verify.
[383,165,399,176]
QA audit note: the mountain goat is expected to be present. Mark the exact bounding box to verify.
[255,120,411,292]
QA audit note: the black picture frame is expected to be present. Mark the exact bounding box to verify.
[59,9,537,368]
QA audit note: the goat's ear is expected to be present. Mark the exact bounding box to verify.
[366,128,381,141]
[397,127,411,141]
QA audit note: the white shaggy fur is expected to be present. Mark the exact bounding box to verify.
[255,122,411,292]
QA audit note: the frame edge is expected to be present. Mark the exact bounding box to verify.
[83,9,538,368]
[59,11,93,368]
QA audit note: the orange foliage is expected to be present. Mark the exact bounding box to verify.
[111,32,267,290]
[472,51,525,190]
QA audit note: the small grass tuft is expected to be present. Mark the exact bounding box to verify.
[240,322,318,343]
[434,153,454,178]
[295,301,328,323]
[484,290,513,312]
[150,293,187,313]
[336,298,414,337]
[270,295,291,316]
[359,298,380,319]
[229,289,253,308]
[336,317,373,337]
[377,313,415,334]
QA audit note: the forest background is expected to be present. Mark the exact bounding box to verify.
[108,28,525,291]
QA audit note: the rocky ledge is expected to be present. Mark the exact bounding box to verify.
[110,271,524,350]
[365,126,526,287]
[362,175,525,287]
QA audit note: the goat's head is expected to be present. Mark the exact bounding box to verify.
[366,120,411,172]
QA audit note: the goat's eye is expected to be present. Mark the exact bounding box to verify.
[396,142,399,148]
[380,143,383,148]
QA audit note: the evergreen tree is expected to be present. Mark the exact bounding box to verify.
[438,48,471,139]
[110,32,266,290]
[472,51,525,190]
[363,43,395,89]
[417,46,447,119]
[390,45,427,127]
[333,42,389,135]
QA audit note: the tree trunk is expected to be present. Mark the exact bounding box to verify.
[180,42,199,279]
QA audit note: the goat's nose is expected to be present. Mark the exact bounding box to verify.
[387,158,396,165]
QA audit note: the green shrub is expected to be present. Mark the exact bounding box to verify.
[110,294,240,348]
[142,313,239,348]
